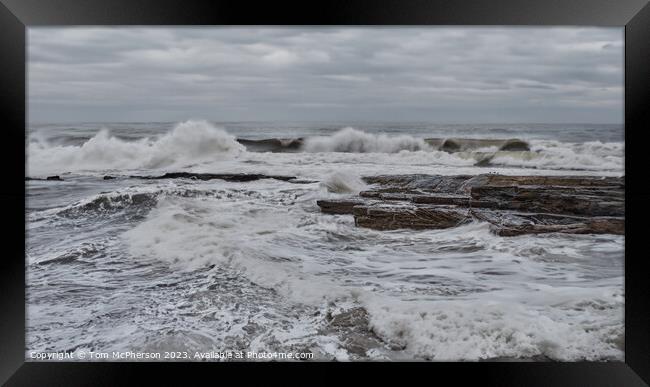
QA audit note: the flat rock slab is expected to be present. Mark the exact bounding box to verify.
[470,185,624,217]
[363,174,475,193]
[477,174,623,188]
[489,217,625,236]
[353,204,471,231]
[25,175,64,181]
[363,174,623,193]
[471,209,624,236]
[318,173,624,236]
[36,172,302,183]
[316,199,368,215]
[132,172,298,182]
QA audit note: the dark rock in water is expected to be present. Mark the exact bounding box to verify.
[26,176,63,181]
[133,172,297,182]
[130,193,155,205]
[473,174,623,188]
[58,192,158,217]
[360,188,422,198]
[471,209,624,236]
[321,307,385,357]
[440,138,462,152]
[488,216,624,236]
[237,138,304,152]
[26,171,308,183]
[425,138,530,153]
[92,171,306,184]
[363,174,475,193]
[499,139,530,151]
[586,217,625,234]
[37,253,79,265]
[469,185,624,217]
[411,194,472,206]
[288,179,318,184]
[328,307,370,328]
[316,199,367,215]
[354,204,471,231]
[317,173,624,236]
[376,192,418,201]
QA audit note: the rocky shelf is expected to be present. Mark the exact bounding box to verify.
[317,174,624,236]
[26,172,317,184]
[130,172,299,182]
[25,175,64,181]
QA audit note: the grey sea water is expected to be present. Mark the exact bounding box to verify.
[26,121,625,361]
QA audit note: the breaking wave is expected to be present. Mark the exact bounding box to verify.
[28,120,244,175]
[364,294,623,361]
[27,121,625,361]
[320,171,367,194]
[304,127,431,153]
[484,140,624,171]
[27,122,624,176]
[120,196,624,360]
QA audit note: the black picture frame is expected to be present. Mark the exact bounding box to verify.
[1,0,649,385]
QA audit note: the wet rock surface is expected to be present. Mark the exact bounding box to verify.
[317,174,624,236]
[316,199,369,215]
[320,307,385,357]
[424,138,531,152]
[133,172,298,182]
[354,204,472,231]
[25,175,64,181]
[237,137,304,152]
[29,172,314,185]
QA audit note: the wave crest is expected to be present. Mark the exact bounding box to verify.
[320,171,367,194]
[304,127,431,153]
[28,120,244,175]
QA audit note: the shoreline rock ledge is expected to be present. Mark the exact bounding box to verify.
[317,174,624,236]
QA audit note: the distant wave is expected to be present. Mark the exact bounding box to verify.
[28,120,244,175]
[481,140,624,171]
[303,127,431,153]
[236,130,531,154]
[27,121,623,175]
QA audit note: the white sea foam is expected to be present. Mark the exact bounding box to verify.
[362,293,623,361]
[320,171,367,194]
[28,120,244,175]
[117,187,623,361]
[122,191,353,303]
[27,121,625,361]
[28,122,624,177]
[487,140,624,171]
[304,127,431,153]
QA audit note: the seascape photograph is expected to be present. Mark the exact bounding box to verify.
[26,27,624,361]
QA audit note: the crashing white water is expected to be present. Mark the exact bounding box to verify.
[116,190,624,360]
[304,127,431,153]
[27,120,244,175]
[26,120,625,361]
[27,122,624,177]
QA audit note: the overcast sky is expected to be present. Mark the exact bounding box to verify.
[28,27,623,124]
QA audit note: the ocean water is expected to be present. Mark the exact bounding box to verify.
[26,121,625,361]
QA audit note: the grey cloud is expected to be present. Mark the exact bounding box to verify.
[28,27,623,123]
